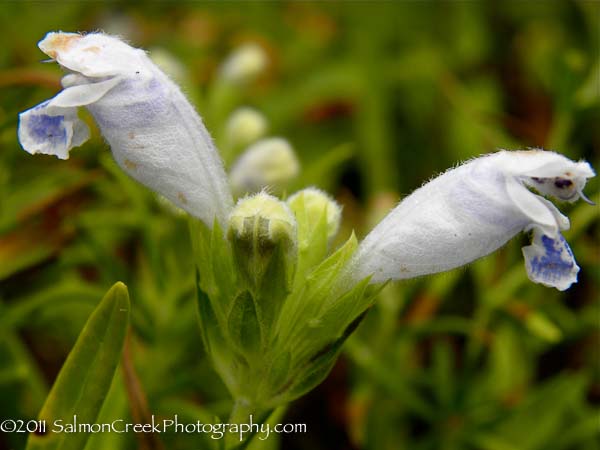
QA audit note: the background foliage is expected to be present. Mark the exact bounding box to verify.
[0,2,598,450]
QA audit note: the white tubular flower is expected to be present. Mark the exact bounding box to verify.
[353,150,595,291]
[229,137,300,196]
[219,43,268,84]
[18,31,233,228]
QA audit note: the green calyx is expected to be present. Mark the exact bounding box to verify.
[227,193,296,294]
[190,193,380,413]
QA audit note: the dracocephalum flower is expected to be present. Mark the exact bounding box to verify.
[353,150,595,291]
[18,31,232,228]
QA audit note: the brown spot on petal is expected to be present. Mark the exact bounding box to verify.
[40,33,81,59]
[128,131,135,139]
[177,192,188,204]
[83,46,101,53]
[123,159,138,170]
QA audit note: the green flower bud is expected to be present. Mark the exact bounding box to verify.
[286,187,343,285]
[288,187,342,242]
[228,192,297,292]
[230,138,300,196]
[225,107,268,151]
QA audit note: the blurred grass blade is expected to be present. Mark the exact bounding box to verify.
[292,143,354,191]
[25,282,130,450]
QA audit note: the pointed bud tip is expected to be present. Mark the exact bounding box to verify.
[228,192,296,244]
[288,187,342,240]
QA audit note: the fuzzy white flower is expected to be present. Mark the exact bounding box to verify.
[18,31,232,228]
[353,150,595,291]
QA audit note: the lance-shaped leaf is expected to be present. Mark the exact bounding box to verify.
[26,282,130,450]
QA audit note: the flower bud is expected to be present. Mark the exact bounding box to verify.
[225,107,268,150]
[219,43,268,84]
[288,188,342,242]
[229,138,300,196]
[18,32,233,228]
[228,192,297,291]
[353,150,595,291]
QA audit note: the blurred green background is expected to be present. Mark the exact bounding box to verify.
[0,2,598,450]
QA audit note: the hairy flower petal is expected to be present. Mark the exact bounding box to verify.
[18,31,233,228]
[523,231,579,291]
[353,150,594,290]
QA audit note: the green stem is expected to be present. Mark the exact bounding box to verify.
[225,398,255,450]
[225,398,274,450]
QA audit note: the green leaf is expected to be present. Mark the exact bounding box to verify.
[0,281,104,332]
[274,233,358,351]
[290,194,330,289]
[25,282,130,450]
[490,374,588,450]
[266,351,291,394]
[228,290,262,355]
[195,269,216,356]
[256,243,293,327]
[284,307,370,402]
[525,312,562,343]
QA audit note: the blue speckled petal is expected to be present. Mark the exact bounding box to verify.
[18,100,89,160]
[522,229,579,291]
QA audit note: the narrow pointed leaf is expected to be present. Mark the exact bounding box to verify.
[25,282,130,450]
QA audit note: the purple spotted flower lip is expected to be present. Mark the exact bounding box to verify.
[18,99,89,160]
[18,31,233,228]
[523,234,578,291]
[353,150,595,291]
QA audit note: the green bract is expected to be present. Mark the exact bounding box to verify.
[190,197,381,416]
